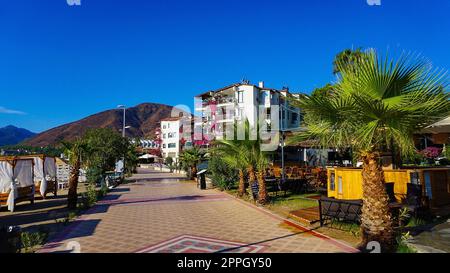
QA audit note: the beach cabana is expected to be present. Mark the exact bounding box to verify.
[0,157,35,212]
[18,155,57,198]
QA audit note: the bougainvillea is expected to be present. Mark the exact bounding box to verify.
[419,146,442,159]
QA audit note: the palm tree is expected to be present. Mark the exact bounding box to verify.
[62,138,88,210]
[213,140,248,196]
[290,49,450,252]
[254,146,269,204]
[332,48,368,75]
[179,146,204,180]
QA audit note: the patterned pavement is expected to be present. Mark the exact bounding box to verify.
[38,169,357,253]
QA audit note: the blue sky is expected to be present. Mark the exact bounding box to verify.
[1,0,449,133]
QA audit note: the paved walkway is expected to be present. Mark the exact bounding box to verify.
[38,169,357,253]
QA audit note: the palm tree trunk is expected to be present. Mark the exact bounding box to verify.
[248,166,256,183]
[360,151,395,252]
[238,169,246,197]
[67,159,81,209]
[191,165,198,180]
[257,171,268,204]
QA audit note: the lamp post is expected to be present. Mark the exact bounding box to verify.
[117,105,126,138]
[117,105,128,175]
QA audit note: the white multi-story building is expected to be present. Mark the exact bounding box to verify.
[194,80,301,143]
[160,117,193,160]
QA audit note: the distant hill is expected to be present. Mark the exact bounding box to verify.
[0,125,36,146]
[24,103,187,147]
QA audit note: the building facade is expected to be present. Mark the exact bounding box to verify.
[194,80,301,145]
[160,117,193,160]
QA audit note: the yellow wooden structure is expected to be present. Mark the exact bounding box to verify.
[327,167,450,207]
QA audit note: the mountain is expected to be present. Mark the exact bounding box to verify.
[0,125,36,146]
[24,103,186,147]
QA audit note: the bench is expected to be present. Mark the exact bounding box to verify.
[318,196,362,228]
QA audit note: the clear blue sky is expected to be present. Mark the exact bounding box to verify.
[1,0,449,133]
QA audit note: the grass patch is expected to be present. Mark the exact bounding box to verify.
[267,193,320,211]
[396,242,417,253]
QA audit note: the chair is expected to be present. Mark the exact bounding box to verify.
[384,182,397,203]
[405,184,423,216]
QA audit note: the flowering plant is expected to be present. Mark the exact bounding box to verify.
[419,147,442,159]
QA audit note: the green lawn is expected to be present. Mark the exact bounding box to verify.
[267,193,320,212]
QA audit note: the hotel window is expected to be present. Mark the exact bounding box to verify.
[237,91,244,103]
[168,143,176,148]
[163,144,166,148]
[163,125,166,129]
[163,133,167,139]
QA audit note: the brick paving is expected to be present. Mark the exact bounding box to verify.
[38,168,357,253]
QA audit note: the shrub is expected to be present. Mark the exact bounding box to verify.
[208,155,238,190]
[80,183,97,209]
[20,231,48,253]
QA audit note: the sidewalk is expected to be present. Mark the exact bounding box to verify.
[38,169,357,253]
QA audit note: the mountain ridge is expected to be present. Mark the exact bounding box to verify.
[0,125,36,146]
[24,102,186,147]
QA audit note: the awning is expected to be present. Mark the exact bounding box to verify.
[420,117,450,134]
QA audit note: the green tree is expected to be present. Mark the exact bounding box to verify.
[332,47,368,75]
[290,49,450,251]
[179,146,205,180]
[62,138,88,209]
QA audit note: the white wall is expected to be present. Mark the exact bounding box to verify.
[161,120,180,159]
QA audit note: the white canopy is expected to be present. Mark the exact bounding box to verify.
[420,116,450,134]
[0,160,13,193]
[0,159,34,212]
[139,154,158,159]
[15,160,33,187]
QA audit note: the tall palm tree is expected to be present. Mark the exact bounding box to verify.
[290,49,450,252]
[214,120,259,196]
[254,146,269,204]
[332,48,368,75]
[62,138,88,210]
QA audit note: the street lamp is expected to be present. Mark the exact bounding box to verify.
[117,105,127,175]
[117,105,126,137]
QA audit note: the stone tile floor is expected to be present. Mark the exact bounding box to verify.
[37,168,357,253]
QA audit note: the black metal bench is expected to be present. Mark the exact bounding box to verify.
[318,197,362,229]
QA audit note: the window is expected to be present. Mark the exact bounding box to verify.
[163,125,166,129]
[237,91,244,103]
[330,173,335,191]
[163,144,166,148]
[338,176,343,194]
[168,143,176,148]
[292,112,298,123]
[167,123,170,128]
[163,133,167,139]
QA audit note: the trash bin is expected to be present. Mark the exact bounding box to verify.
[197,169,207,190]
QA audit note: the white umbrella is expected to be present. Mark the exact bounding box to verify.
[139,154,158,159]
